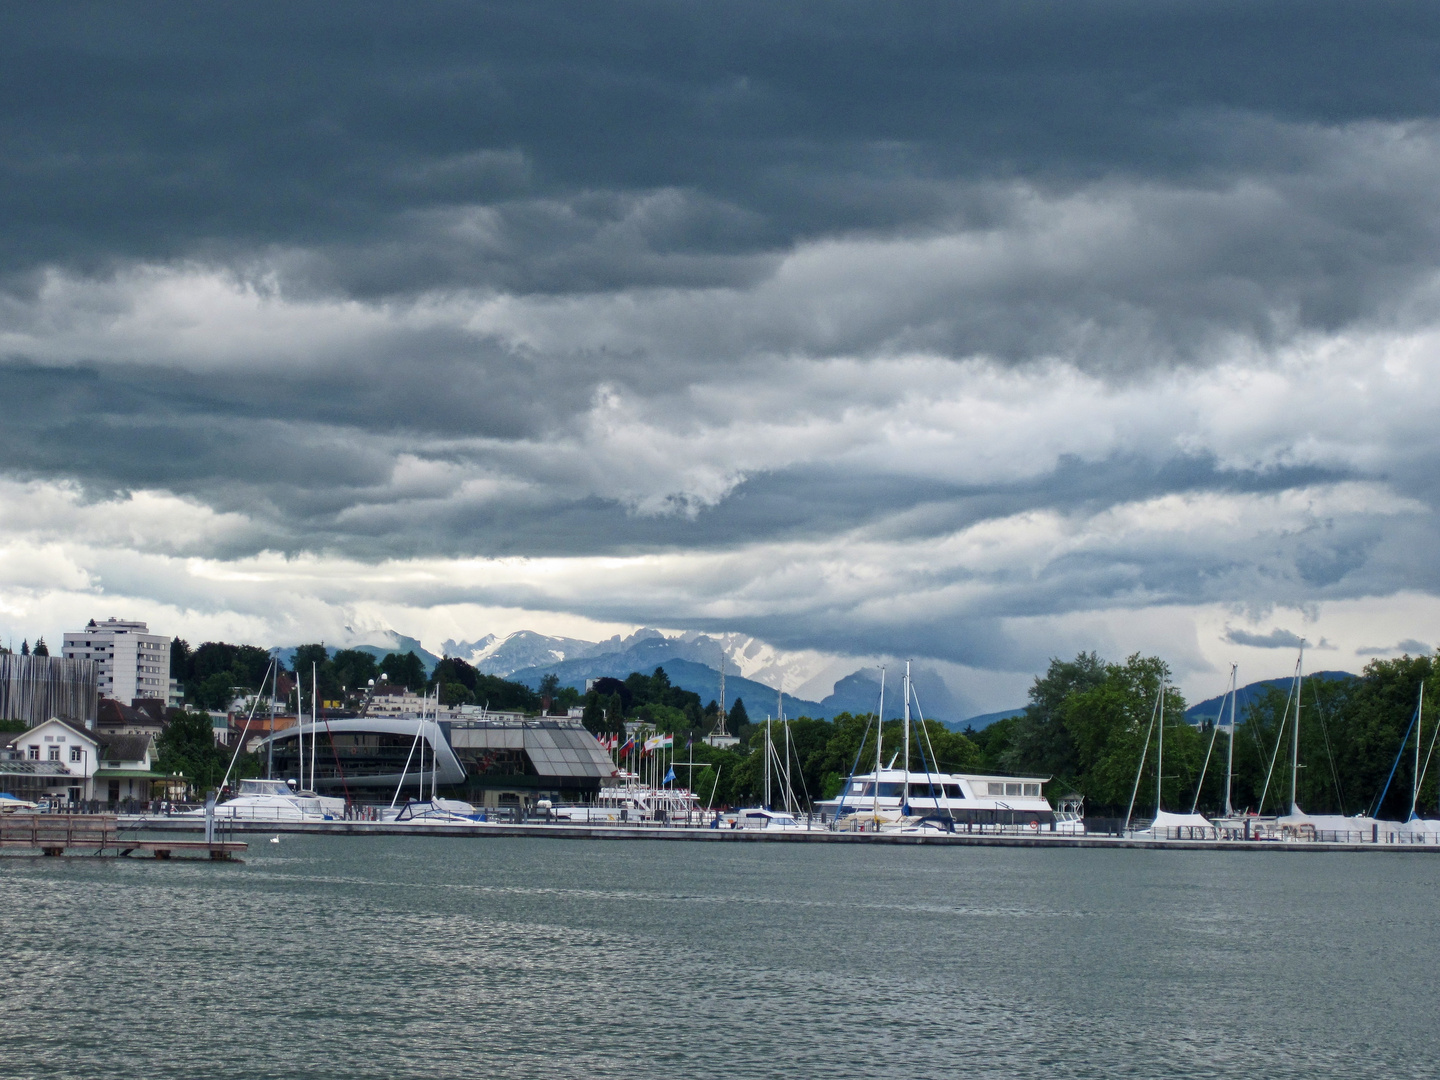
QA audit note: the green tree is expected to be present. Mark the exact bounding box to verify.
[32,637,48,657]
[330,649,379,698]
[156,710,225,795]
[539,673,562,714]
[194,672,237,711]
[1000,652,1108,788]
[171,637,191,679]
[380,651,427,691]
[440,681,475,707]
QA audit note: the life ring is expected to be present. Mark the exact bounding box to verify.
[1028,820,1039,831]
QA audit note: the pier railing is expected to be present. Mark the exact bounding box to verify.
[0,812,118,851]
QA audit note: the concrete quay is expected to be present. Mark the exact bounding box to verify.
[117,815,1440,853]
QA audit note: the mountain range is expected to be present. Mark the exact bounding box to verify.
[1184,670,1355,724]
[440,628,972,723]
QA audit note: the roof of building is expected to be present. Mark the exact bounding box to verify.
[4,716,100,747]
[0,760,75,777]
[99,733,154,763]
[96,698,166,729]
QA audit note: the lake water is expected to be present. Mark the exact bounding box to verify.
[1,836,1437,1079]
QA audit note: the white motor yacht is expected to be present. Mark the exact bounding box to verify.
[817,768,1077,833]
[194,778,347,822]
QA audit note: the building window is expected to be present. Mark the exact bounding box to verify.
[70,747,83,763]
[27,745,39,760]
[48,747,60,761]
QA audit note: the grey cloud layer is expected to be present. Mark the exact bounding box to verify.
[4,2,1440,667]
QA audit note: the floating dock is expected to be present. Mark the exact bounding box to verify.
[1,814,246,859]
[115,814,1440,853]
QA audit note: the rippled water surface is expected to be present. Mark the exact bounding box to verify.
[1,836,1437,1078]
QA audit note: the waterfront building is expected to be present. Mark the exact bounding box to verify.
[62,618,182,708]
[95,697,167,736]
[0,718,168,804]
[0,652,100,728]
[363,680,427,718]
[259,715,617,809]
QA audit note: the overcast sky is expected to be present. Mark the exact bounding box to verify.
[4,1,1440,712]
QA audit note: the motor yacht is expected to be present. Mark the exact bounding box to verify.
[194,778,346,822]
[816,768,1079,833]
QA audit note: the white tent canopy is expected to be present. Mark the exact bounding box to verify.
[1141,810,1217,839]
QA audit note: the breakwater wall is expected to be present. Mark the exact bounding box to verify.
[118,816,1440,852]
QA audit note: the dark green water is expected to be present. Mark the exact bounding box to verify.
[1,837,1436,1079]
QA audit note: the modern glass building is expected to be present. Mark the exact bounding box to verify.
[260,716,616,808]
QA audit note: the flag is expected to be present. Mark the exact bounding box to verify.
[686,733,693,749]
[664,766,676,785]
[619,736,635,755]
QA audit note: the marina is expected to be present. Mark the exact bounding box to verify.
[113,810,1440,851]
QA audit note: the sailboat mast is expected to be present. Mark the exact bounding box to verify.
[764,713,771,809]
[267,656,276,779]
[310,662,318,793]
[875,667,885,821]
[1224,663,1237,818]
[1290,644,1303,814]
[903,661,911,812]
[1156,675,1165,814]
[1411,682,1423,820]
[296,681,304,790]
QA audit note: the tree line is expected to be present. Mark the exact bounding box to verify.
[967,651,1440,820]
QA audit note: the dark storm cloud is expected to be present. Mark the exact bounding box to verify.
[4,1,1440,283]
[4,1,1440,670]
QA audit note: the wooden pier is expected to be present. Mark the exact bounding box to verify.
[0,813,245,860]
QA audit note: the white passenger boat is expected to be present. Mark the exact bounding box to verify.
[195,778,347,822]
[817,767,1079,833]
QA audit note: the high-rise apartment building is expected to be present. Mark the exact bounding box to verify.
[62,618,182,707]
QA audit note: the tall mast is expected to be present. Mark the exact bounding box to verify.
[903,661,912,813]
[1156,675,1165,814]
[718,648,726,734]
[267,655,276,779]
[1290,643,1304,815]
[764,713,771,809]
[1224,663,1237,818]
[1411,682,1424,820]
[296,680,304,789]
[875,667,885,821]
[310,662,319,794]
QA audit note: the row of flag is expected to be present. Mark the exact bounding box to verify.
[597,732,689,755]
